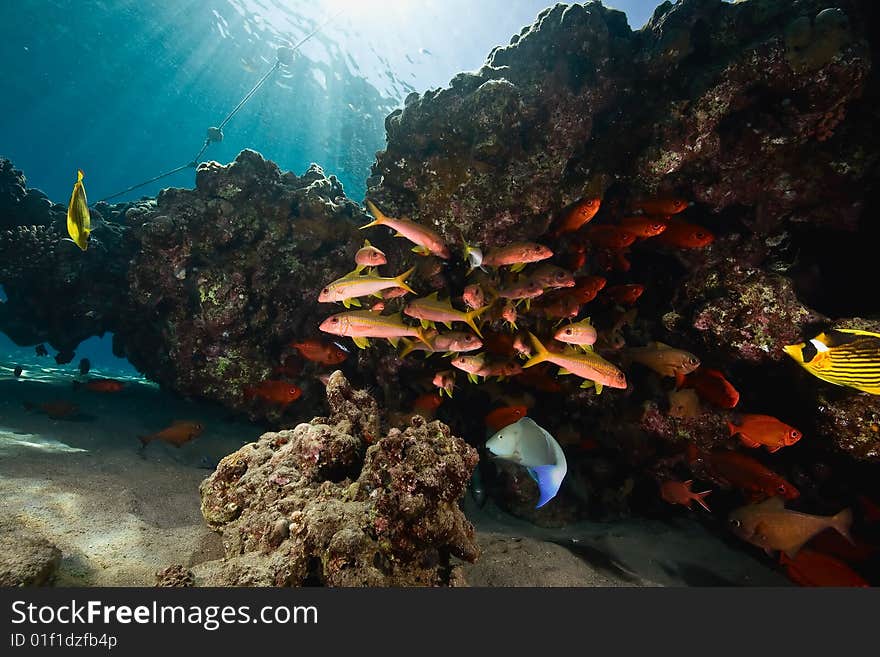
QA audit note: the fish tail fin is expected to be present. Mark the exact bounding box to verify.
[529,465,564,509]
[416,328,433,349]
[464,307,487,338]
[523,333,550,369]
[832,508,854,545]
[399,338,416,357]
[77,169,84,182]
[726,421,737,437]
[394,266,416,295]
[362,200,388,230]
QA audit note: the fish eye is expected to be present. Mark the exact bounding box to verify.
[790,430,800,439]
[729,519,741,528]
[777,485,787,494]
[330,317,338,323]
[565,329,573,335]
[695,232,706,239]
[322,287,329,294]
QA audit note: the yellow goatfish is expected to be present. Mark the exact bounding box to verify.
[363,200,450,258]
[66,169,90,251]
[524,333,627,392]
[403,292,487,337]
[319,311,430,350]
[784,328,880,395]
[318,267,415,308]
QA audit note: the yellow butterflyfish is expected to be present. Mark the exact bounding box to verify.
[66,169,90,251]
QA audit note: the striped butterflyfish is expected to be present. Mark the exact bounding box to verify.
[66,169,90,251]
[784,329,880,395]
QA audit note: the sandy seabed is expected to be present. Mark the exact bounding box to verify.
[0,361,787,587]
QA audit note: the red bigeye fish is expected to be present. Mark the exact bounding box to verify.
[571,275,607,302]
[413,392,443,413]
[602,284,644,306]
[620,215,668,238]
[244,380,302,406]
[483,242,553,272]
[706,450,799,501]
[779,549,869,587]
[660,480,712,511]
[363,200,450,258]
[513,364,562,392]
[75,379,126,393]
[485,405,528,431]
[586,225,637,249]
[290,339,349,365]
[727,414,802,453]
[678,367,740,408]
[551,197,602,235]
[655,220,714,248]
[139,420,204,448]
[631,198,689,215]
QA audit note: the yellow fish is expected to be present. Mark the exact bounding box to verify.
[784,328,880,395]
[66,169,90,251]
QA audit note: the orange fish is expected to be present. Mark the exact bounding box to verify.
[727,414,802,453]
[779,549,869,587]
[75,379,125,393]
[728,497,852,558]
[625,342,700,378]
[602,284,644,306]
[563,247,587,272]
[631,198,689,215]
[655,220,714,248]
[483,242,553,272]
[552,197,602,235]
[620,215,668,238]
[413,392,443,413]
[571,275,607,302]
[660,480,712,511]
[290,339,348,365]
[139,420,204,448]
[706,450,799,501]
[23,400,80,420]
[678,367,739,408]
[586,225,637,249]
[462,284,486,310]
[244,380,303,406]
[485,405,528,431]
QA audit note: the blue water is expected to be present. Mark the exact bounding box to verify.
[0,0,656,206]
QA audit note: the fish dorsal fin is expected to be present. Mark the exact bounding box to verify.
[833,328,880,339]
[363,239,372,248]
[425,291,440,301]
[653,341,672,350]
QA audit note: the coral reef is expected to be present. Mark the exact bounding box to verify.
[0,523,62,587]
[196,372,478,586]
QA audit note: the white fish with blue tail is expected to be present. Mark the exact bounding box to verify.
[485,417,567,508]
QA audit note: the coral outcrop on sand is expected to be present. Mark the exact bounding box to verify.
[196,372,478,586]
